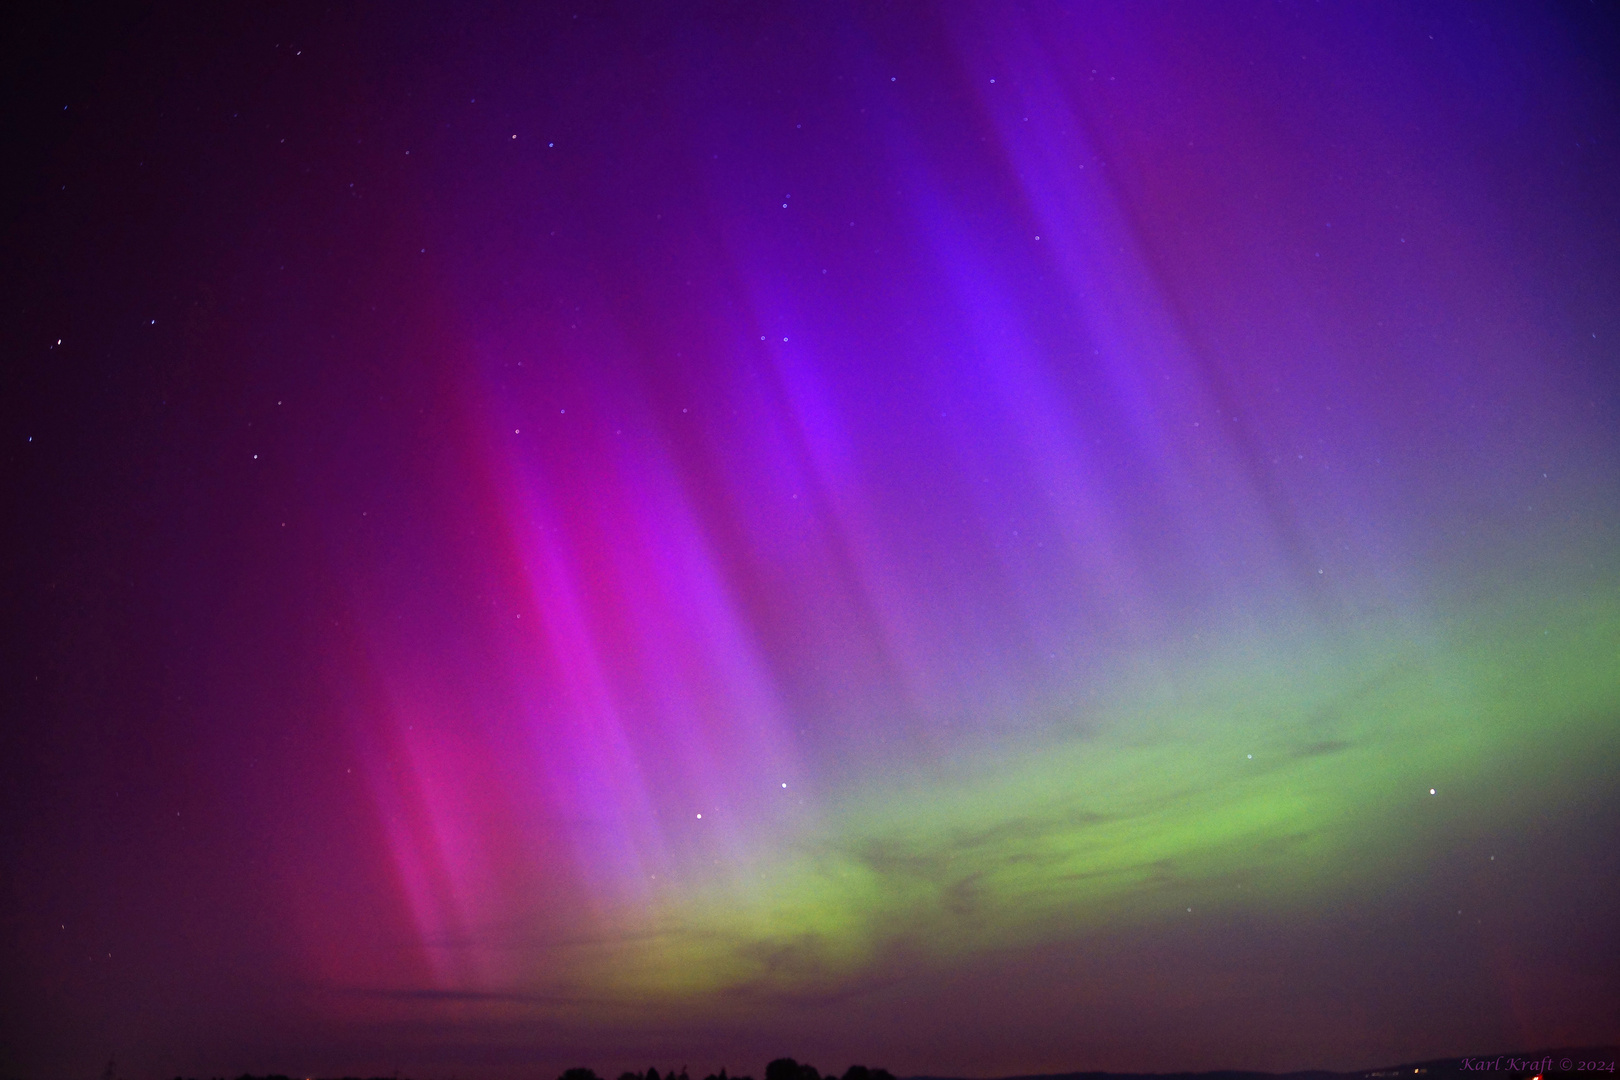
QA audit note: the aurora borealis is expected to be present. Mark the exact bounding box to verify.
[5,2,1619,1077]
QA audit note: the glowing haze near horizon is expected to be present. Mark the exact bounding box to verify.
[6,3,1620,1077]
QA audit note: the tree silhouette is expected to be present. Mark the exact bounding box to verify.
[765,1058,832,1080]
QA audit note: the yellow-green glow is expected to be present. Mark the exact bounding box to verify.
[557,572,1619,1008]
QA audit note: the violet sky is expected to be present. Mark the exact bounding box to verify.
[5,3,1619,1078]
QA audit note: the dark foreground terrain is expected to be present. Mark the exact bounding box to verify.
[913,1046,1620,1080]
[159,1046,1620,1080]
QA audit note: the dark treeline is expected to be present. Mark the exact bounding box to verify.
[171,1060,897,1080]
[569,1059,896,1080]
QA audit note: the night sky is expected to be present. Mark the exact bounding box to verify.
[4,3,1620,1078]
